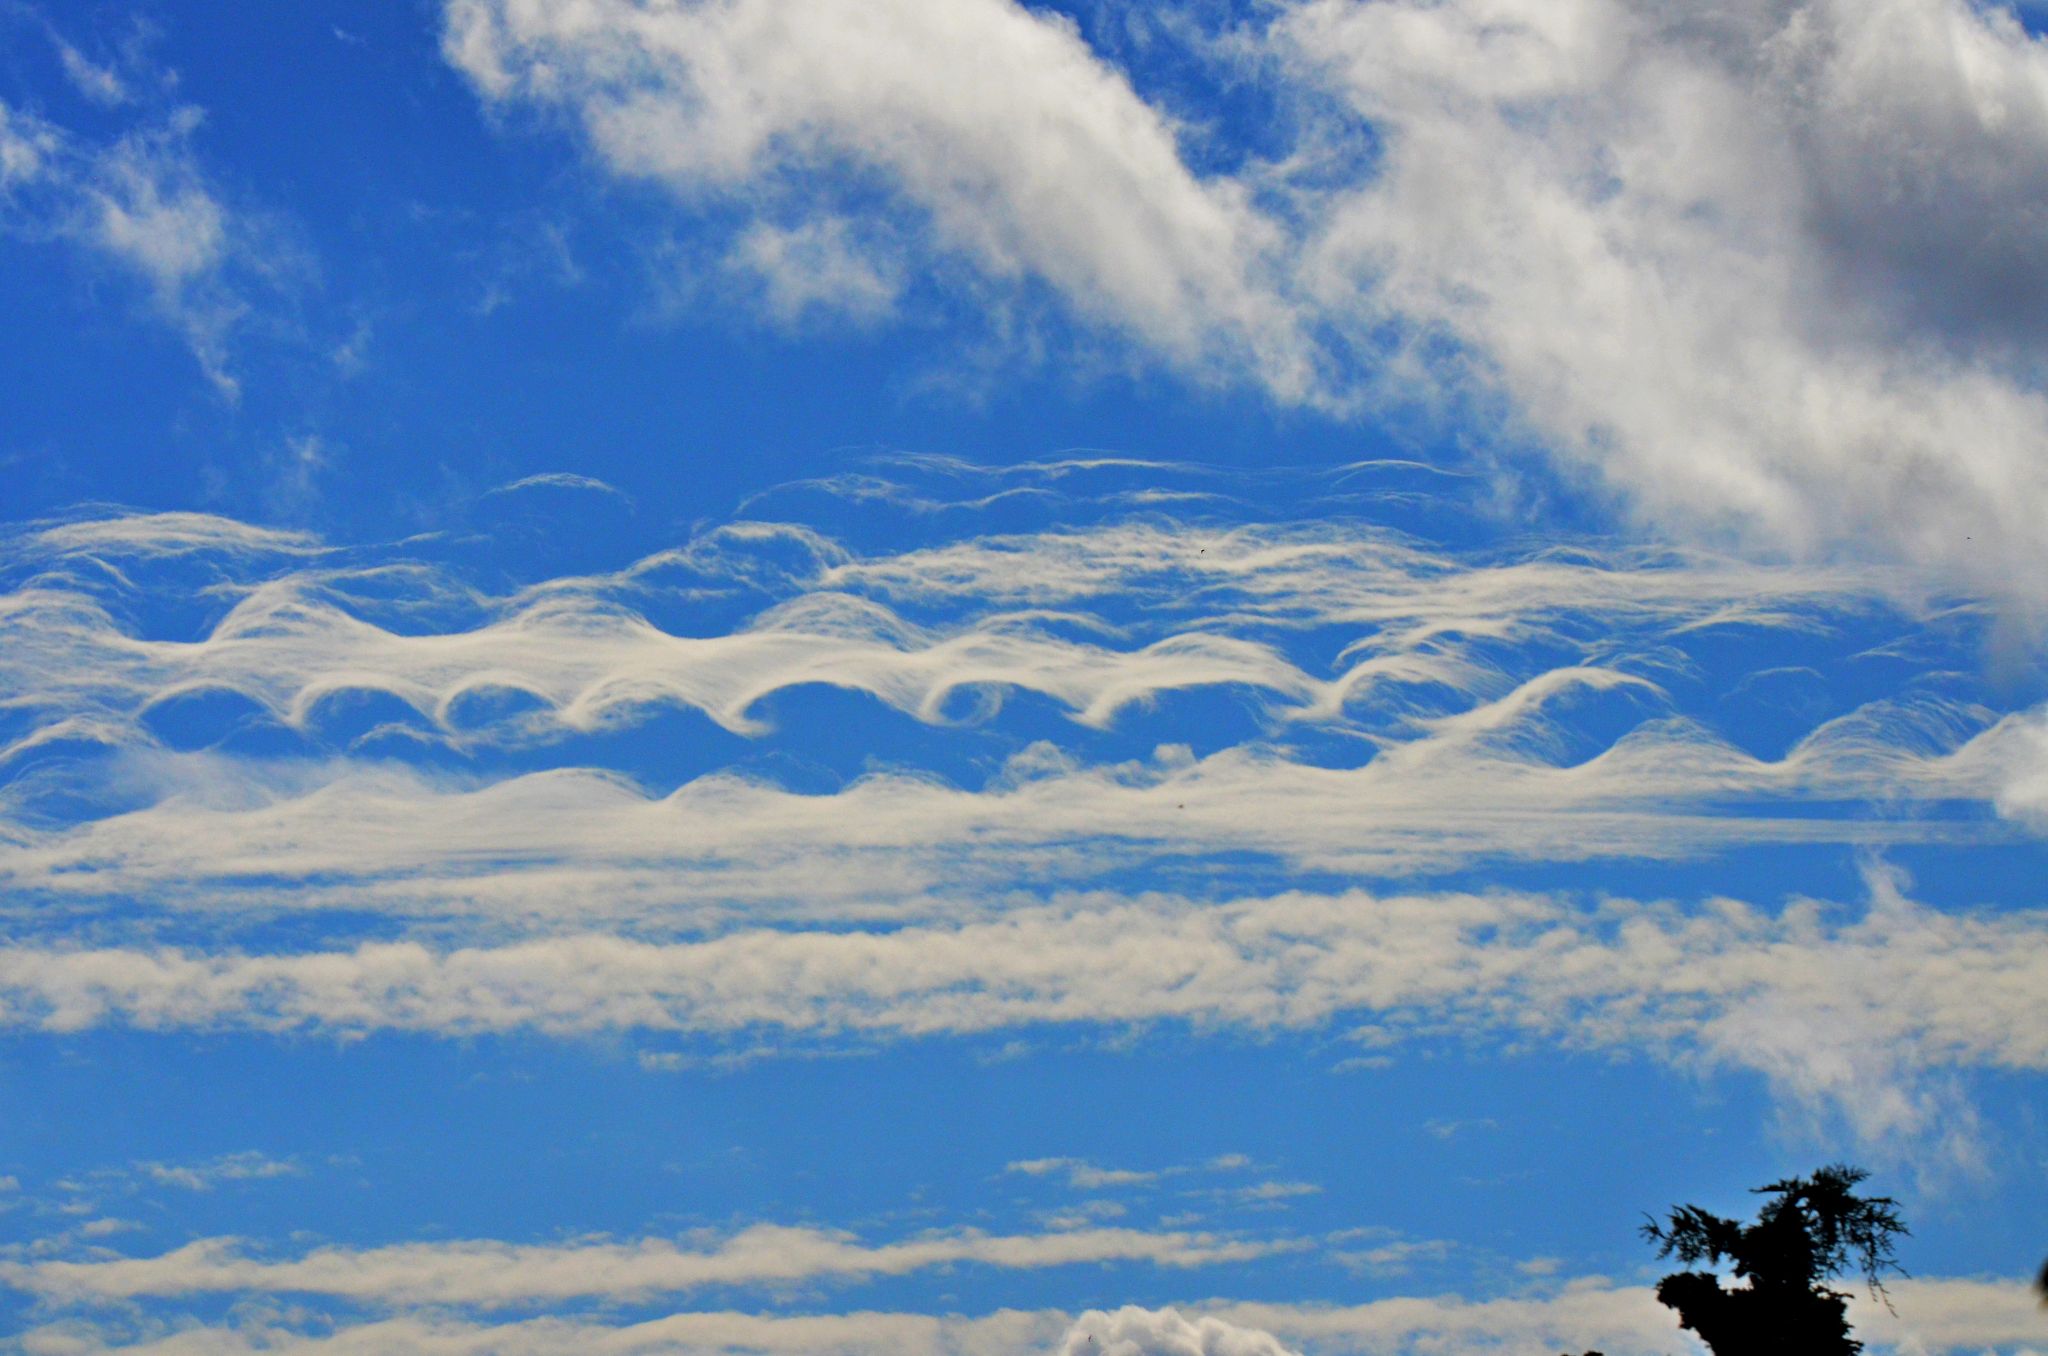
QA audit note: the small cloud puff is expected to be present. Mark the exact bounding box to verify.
[1055,1306,1300,1356]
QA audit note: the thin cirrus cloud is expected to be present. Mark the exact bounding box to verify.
[0,79,265,396]
[438,0,2048,612]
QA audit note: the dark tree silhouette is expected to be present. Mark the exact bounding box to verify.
[1640,1163,1907,1355]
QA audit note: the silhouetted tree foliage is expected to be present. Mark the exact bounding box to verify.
[1640,1163,1907,1355]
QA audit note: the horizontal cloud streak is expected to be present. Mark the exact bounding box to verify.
[13,1279,2045,1355]
[4,1224,1287,1309]
[0,693,2018,928]
[1,879,2039,1157]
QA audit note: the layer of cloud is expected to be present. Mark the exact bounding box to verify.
[1,506,1937,762]
[14,1281,2047,1355]
[1,503,2024,928]
[1,877,2040,1162]
[0,701,2016,938]
[3,1225,1287,1309]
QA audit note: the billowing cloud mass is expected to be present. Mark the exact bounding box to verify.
[1282,0,2048,609]
[441,0,1310,389]
[1054,1306,1301,1356]
[440,0,2048,605]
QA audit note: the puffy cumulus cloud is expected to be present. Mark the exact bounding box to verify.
[2,1224,1288,1309]
[1055,1306,1300,1356]
[1,880,2042,1164]
[1280,0,2048,609]
[440,0,1311,392]
[0,93,262,395]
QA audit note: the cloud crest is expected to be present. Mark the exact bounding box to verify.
[1055,1307,1300,1356]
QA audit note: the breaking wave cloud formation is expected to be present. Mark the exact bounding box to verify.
[4,457,2046,1353]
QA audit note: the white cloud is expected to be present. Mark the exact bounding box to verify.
[0,95,257,395]
[2,1224,1288,1309]
[1281,0,2048,609]
[1,509,1932,766]
[0,879,2040,1164]
[137,1151,300,1192]
[1006,1159,1160,1190]
[0,509,2014,904]
[16,511,324,561]
[439,0,2048,608]
[440,0,1311,393]
[1054,1306,1300,1356]
[17,1309,1070,1356]
[0,682,2015,932]
[51,38,130,108]
[730,216,907,327]
[483,472,632,502]
[13,1279,2047,1355]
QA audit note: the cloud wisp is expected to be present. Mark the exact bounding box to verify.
[442,0,1311,389]
[0,76,276,396]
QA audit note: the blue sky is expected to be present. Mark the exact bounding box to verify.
[2,2,2047,1353]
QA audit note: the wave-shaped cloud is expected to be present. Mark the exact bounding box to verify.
[0,689,2019,930]
[0,486,2038,1171]
[2,505,1927,764]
